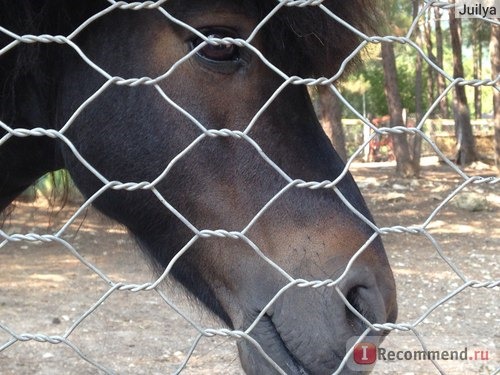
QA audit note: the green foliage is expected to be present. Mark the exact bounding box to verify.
[343,60,386,117]
[341,35,494,118]
[34,169,80,203]
[342,44,426,117]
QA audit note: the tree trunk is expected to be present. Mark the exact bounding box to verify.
[491,23,500,169]
[381,42,418,177]
[314,85,347,163]
[472,20,482,119]
[412,0,423,174]
[424,8,436,111]
[449,3,478,165]
[434,7,449,118]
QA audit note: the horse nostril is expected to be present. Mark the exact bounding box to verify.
[345,286,370,335]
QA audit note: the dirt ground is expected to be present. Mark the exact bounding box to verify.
[0,157,498,374]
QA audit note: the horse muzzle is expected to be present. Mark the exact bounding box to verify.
[236,260,397,375]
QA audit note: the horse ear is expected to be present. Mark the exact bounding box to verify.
[271,0,378,79]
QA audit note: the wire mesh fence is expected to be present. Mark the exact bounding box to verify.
[0,0,498,374]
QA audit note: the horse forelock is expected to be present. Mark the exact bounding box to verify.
[256,0,378,77]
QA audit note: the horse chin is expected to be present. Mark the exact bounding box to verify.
[237,313,310,375]
[237,312,375,375]
[236,311,365,375]
[233,278,390,375]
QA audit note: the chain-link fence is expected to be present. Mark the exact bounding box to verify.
[0,0,498,374]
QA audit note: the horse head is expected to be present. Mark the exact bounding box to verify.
[0,1,396,373]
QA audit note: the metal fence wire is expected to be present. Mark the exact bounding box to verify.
[0,0,499,374]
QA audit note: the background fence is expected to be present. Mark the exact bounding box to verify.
[0,0,498,374]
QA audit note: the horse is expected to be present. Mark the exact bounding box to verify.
[0,1,397,373]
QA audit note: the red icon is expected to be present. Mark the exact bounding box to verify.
[353,342,377,364]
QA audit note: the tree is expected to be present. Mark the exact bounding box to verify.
[411,0,423,170]
[375,0,420,177]
[434,6,449,118]
[464,19,490,119]
[423,7,437,112]
[313,86,347,162]
[491,23,500,169]
[381,42,420,177]
[471,20,483,119]
[449,2,478,165]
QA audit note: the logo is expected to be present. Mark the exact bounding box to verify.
[455,0,499,19]
[353,342,377,365]
[347,334,496,373]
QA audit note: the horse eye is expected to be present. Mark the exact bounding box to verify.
[191,30,240,62]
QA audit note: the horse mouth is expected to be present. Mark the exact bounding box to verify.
[257,313,310,374]
[239,287,382,375]
[239,312,346,375]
